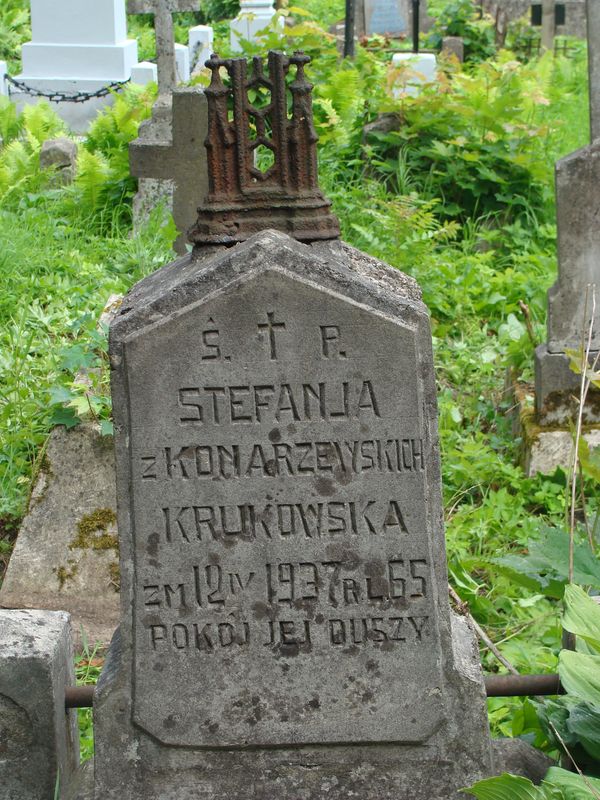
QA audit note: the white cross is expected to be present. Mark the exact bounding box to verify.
[128,0,199,95]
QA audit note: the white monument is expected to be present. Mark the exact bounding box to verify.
[13,0,138,132]
[189,24,214,74]
[230,0,283,52]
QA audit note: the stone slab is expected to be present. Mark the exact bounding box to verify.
[40,137,78,184]
[92,231,494,798]
[589,0,600,141]
[548,142,600,354]
[391,52,437,97]
[0,423,119,648]
[0,609,79,799]
[357,0,432,37]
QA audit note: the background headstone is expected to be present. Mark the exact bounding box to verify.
[13,0,138,133]
[391,52,438,96]
[127,0,199,96]
[441,36,465,61]
[534,143,600,422]
[588,0,600,141]
[89,229,502,799]
[0,423,119,648]
[174,42,191,83]
[230,0,283,51]
[0,609,79,800]
[189,24,214,74]
[0,62,7,96]
[130,86,209,253]
[130,60,158,85]
[39,137,79,185]
[356,0,431,37]
[482,0,587,38]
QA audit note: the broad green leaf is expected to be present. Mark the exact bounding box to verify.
[562,585,600,650]
[100,420,114,437]
[50,406,80,429]
[545,767,600,799]
[559,651,600,706]
[567,703,600,761]
[464,773,552,800]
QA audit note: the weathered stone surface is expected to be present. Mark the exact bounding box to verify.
[535,141,600,416]
[441,36,465,62]
[0,424,119,647]
[40,138,78,184]
[589,0,600,141]
[0,609,79,799]
[483,0,587,38]
[91,230,497,798]
[492,738,554,784]
[130,87,208,254]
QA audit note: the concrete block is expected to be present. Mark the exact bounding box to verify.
[0,609,79,799]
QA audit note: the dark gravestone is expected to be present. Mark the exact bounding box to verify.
[93,229,496,799]
[84,50,542,800]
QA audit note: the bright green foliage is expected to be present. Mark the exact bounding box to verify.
[466,770,600,799]
[0,0,30,66]
[427,0,496,63]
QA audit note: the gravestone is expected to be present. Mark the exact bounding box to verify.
[230,0,283,52]
[127,0,199,96]
[442,36,465,62]
[588,0,600,141]
[40,137,79,184]
[130,86,209,254]
[356,0,431,37]
[189,24,214,75]
[0,609,79,799]
[128,0,204,249]
[73,50,546,800]
[12,0,138,133]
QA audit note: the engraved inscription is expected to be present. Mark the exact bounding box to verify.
[127,269,443,748]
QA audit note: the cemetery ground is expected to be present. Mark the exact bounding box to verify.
[1,0,600,794]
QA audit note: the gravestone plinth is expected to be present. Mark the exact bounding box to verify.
[13,0,138,133]
[0,609,79,799]
[88,230,498,799]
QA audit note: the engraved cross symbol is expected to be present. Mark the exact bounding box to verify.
[127,0,200,95]
[257,312,286,360]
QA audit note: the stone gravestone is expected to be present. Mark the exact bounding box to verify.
[67,50,546,800]
[12,0,138,133]
[588,0,600,142]
[357,0,431,37]
[130,86,208,254]
[516,0,600,473]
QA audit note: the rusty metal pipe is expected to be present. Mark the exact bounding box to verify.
[64,674,562,709]
[65,685,95,708]
[484,673,562,697]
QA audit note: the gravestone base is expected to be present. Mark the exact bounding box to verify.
[92,616,493,800]
[509,379,600,476]
[11,83,119,135]
[535,344,600,425]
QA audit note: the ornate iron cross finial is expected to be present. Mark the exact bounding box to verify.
[188,50,340,245]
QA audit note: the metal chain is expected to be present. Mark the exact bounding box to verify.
[4,74,130,104]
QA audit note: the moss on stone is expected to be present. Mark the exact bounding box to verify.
[54,559,78,589]
[108,561,120,592]
[70,508,118,552]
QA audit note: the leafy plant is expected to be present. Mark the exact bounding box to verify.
[426,0,496,63]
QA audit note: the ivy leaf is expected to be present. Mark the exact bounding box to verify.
[100,419,114,437]
[50,406,80,429]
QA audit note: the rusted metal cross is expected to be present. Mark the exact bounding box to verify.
[128,0,199,95]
